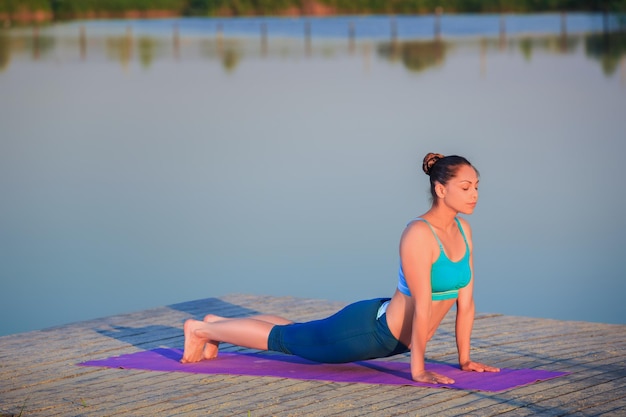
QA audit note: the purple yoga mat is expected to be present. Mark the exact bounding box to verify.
[78,348,568,392]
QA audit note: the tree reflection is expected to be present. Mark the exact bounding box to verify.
[29,29,55,60]
[518,36,580,62]
[138,36,156,69]
[377,40,446,73]
[520,38,533,61]
[0,31,9,72]
[0,22,625,78]
[221,47,240,72]
[585,32,626,76]
[105,28,133,69]
[557,35,580,54]
[199,38,241,73]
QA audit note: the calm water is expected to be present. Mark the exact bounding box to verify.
[1,15,625,336]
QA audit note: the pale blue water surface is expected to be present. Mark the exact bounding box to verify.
[1,15,625,336]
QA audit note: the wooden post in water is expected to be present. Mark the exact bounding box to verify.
[389,16,400,59]
[434,7,442,40]
[348,21,355,54]
[173,22,180,60]
[33,24,39,60]
[601,3,611,54]
[217,22,223,56]
[560,11,567,52]
[123,25,133,69]
[261,21,268,57]
[304,20,311,56]
[79,25,86,60]
[480,38,487,77]
[499,14,506,50]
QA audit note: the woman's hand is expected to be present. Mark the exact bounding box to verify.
[460,361,500,373]
[413,370,455,385]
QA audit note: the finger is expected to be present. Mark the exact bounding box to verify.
[473,362,498,372]
[466,363,483,372]
[433,374,454,384]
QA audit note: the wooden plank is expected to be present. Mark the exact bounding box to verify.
[0,294,624,417]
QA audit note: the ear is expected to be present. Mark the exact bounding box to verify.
[435,183,446,199]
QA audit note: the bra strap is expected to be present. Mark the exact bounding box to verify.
[416,218,444,251]
[454,217,470,250]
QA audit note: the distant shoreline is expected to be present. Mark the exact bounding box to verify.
[2,10,180,25]
[1,0,624,26]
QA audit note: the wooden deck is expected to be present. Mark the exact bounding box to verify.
[1,294,625,416]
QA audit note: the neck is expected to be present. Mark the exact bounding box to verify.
[422,204,458,230]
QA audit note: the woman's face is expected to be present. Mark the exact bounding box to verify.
[440,164,479,215]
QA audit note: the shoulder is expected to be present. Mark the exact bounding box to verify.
[400,219,437,249]
[399,220,438,277]
[402,219,431,239]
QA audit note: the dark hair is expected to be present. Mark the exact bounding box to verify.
[422,153,476,202]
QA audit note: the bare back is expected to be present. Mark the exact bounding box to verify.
[385,290,455,346]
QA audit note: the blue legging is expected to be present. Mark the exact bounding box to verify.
[267,298,409,363]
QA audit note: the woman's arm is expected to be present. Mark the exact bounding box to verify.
[400,222,453,384]
[455,276,475,368]
[455,219,500,373]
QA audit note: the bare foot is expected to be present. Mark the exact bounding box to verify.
[202,340,220,360]
[202,315,221,359]
[203,314,223,323]
[181,319,210,363]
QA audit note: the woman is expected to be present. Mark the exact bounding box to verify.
[181,153,500,385]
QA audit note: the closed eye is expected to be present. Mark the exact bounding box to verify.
[460,179,479,190]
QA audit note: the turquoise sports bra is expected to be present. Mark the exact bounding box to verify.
[397,217,472,300]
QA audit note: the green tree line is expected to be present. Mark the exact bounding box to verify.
[1,0,625,19]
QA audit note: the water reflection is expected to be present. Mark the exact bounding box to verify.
[518,35,581,62]
[1,18,625,335]
[0,31,8,70]
[79,25,87,59]
[105,29,134,69]
[586,32,626,75]
[138,36,157,68]
[0,27,56,65]
[221,47,240,72]
[378,40,445,73]
[0,24,625,77]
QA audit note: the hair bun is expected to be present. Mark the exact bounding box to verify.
[422,153,445,175]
